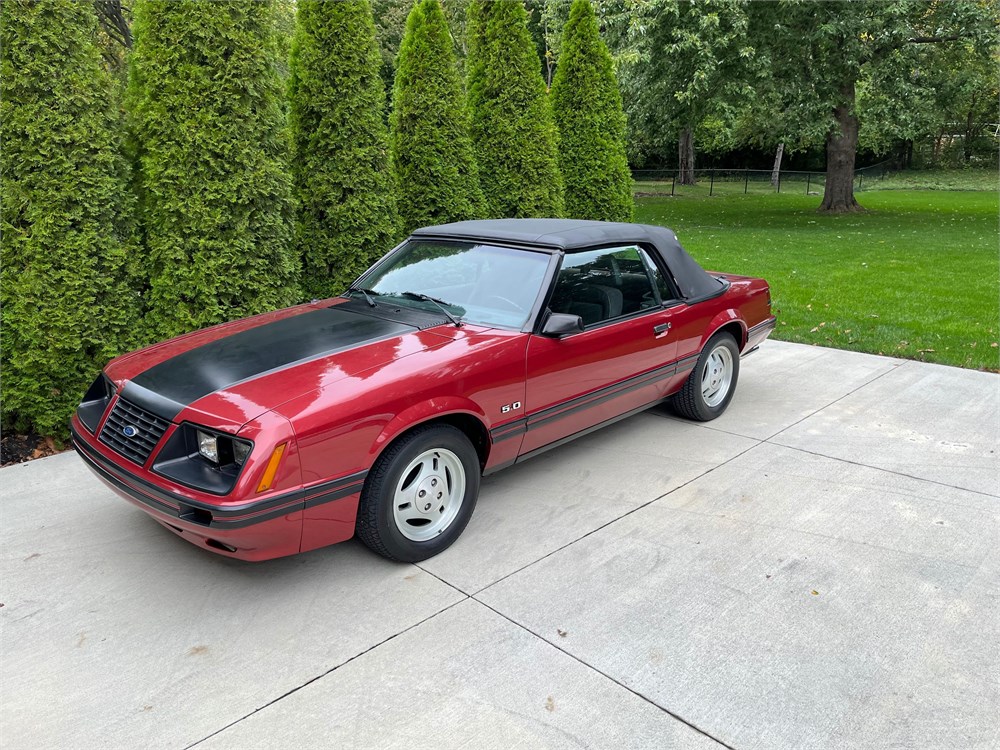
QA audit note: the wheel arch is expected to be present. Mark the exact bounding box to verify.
[368,401,491,474]
[700,311,747,351]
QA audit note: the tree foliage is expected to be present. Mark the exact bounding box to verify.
[289,0,399,297]
[391,0,484,234]
[550,0,633,222]
[1,0,136,438]
[859,35,999,165]
[614,0,753,181]
[466,0,564,218]
[128,0,298,338]
[747,0,998,212]
[373,0,468,113]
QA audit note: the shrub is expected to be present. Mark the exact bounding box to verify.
[1,0,136,439]
[551,0,634,222]
[391,0,485,234]
[289,0,400,298]
[466,0,564,218]
[128,0,298,339]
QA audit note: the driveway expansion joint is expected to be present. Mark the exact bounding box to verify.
[761,441,1000,499]
[472,597,739,750]
[470,440,763,600]
[182,593,469,750]
[765,357,906,444]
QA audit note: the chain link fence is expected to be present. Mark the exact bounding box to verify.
[633,161,894,197]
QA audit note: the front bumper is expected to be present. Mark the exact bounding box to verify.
[71,419,363,561]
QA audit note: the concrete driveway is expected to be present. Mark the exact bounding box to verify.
[2,341,997,750]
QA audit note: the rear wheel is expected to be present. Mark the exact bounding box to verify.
[672,331,740,421]
[356,424,480,562]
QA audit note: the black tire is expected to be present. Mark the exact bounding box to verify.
[672,331,740,422]
[356,424,480,562]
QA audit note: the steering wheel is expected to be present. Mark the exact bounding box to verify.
[484,295,522,312]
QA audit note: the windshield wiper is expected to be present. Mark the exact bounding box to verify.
[346,286,379,308]
[399,291,463,327]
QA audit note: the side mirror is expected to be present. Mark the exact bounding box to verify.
[541,312,584,337]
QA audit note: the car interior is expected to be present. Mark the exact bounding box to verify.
[549,246,662,326]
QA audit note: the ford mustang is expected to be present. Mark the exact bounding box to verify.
[71,219,775,562]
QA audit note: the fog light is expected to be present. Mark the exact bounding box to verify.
[197,431,219,463]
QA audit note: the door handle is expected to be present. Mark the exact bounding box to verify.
[653,322,671,336]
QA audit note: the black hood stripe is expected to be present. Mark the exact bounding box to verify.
[129,306,414,420]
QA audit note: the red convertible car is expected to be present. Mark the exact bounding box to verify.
[72,219,774,562]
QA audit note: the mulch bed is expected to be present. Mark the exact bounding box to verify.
[1,432,61,466]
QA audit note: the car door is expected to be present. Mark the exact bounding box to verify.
[519,245,682,457]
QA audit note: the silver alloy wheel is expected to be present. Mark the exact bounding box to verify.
[701,344,734,407]
[392,448,466,542]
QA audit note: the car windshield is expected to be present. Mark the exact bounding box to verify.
[355,240,550,328]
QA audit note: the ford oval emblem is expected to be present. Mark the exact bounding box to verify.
[122,424,139,438]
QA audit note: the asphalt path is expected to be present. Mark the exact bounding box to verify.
[2,341,997,749]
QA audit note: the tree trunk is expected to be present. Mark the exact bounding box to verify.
[890,139,910,171]
[819,81,861,213]
[94,0,132,48]
[963,101,977,163]
[770,142,784,187]
[678,128,696,185]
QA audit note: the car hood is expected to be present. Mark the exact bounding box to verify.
[105,300,458,432]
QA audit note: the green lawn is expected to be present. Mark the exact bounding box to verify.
[865,168,998,192]
[634,188,999,370]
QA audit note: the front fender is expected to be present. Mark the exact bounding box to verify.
[368,397,489,463]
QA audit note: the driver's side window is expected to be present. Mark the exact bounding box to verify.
[549,246,657,327]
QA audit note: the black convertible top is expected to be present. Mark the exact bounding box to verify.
[410,218,724,300]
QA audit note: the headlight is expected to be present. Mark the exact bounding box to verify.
[232,440,252,465]
[152,423,254,495]
[197,431,219,463]
[195,428,252,467]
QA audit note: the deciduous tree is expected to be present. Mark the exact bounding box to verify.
[630,0,753,184]
[748,0,997,212]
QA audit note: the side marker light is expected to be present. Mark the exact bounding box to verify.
[256,443,287,493]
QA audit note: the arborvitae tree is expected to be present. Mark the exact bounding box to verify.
[391,0,485,234]
[550,0,633,222]
[128,0,298,339]
[1,0,136,439]
[466,0,563,218]
[289,0,400,298]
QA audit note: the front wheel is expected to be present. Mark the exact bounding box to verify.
[356,424,480,562]
[672,331,740,421]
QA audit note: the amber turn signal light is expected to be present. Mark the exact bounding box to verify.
[256,443,287,493]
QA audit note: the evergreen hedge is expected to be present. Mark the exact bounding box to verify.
[289,0,400,298]
[1,0,136,439]
[551,0,634,222]
[128,0,298,340]
[466,0,564,218]
[391,0,484,234]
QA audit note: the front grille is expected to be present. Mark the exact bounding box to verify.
[99,398,170,465]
